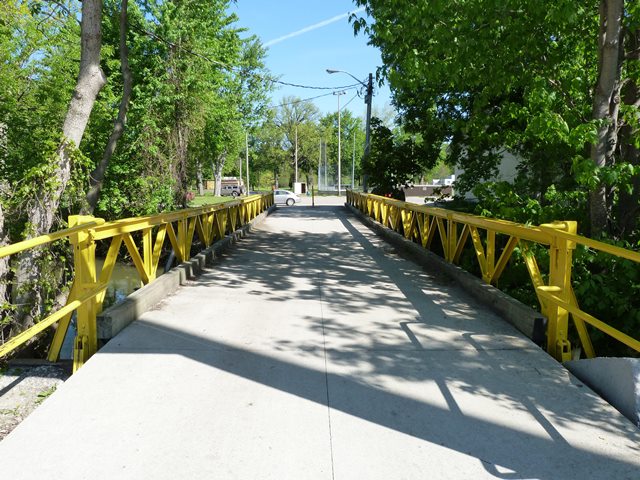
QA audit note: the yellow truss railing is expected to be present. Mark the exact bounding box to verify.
[347,191,640,361]
[0,193,274,371]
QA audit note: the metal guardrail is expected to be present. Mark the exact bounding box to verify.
[0,193,274,371]
[347,191,640,361]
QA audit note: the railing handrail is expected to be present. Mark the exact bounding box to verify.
[0,220,106,260]
[90,194,263,240]
[361,192,640,262]
[347,190,640,361]
[0,193,274,370]
[0,195,267,260]
[546,228,640,263]
[363,193,554,245]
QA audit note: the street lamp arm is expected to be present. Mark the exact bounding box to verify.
[326,68,366,87]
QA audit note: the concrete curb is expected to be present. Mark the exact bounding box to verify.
[345,203,546,343]
[97,205,276,341]
[565,357,640,427]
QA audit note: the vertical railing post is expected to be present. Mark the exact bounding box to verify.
[540,221,577,362]
[486,230,496,281]
[447,214,456,262]
[69,215,99,372]
[178,218,188,261]
[142,227,154,282]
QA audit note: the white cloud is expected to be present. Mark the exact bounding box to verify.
[264,7,366,47]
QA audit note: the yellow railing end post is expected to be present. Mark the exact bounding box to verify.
[540,221,577,362]
[69,214,100,372]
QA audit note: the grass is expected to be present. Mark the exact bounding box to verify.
[189,191,273,208]
[36,386,57,404]
[188,194,238,207]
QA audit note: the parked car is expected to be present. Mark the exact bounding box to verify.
[221,184,244,197]
[274,189,300,206]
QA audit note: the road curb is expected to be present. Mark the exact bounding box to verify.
[97,204,276,341]
[345,203,546,343]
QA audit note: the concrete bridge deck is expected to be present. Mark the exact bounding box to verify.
[1,202,639,479]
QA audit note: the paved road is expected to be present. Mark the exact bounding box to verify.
[1,205,639,479]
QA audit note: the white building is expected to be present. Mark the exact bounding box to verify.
[454,150,520,200]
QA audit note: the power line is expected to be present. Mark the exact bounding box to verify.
[341,92,359,109]
[268,79,363,90]
[131,23,365,92]
[269,87,359,109]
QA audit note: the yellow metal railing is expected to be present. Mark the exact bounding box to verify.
[0,193,274,371]
[347,191,640,361]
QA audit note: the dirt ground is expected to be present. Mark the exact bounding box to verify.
[0,363,70,441]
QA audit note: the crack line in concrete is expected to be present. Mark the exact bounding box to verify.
[316,268,336,480]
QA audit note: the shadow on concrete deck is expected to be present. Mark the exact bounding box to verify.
[97,205,640,479]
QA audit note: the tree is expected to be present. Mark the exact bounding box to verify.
[617,23,640,235]
[203,98,244,195]
[1,2,79,334]
[320,109,365,187]
[273,97,321,186]
[45,0,105,230]
[209,37,270,195]
[93,0,269,210]
[352,1,639,238]
[0,0,272,341]
[364,117,435,198]
[1,0,106,329]
[84,0,132,213]
[589,0,638,235]
[251,117,288,188]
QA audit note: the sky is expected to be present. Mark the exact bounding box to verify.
[228,0,392,118]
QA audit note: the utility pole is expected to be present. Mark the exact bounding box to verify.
[363,72,373,193]
[294,124,298,183]
[318,140,322,190]
[326,69,373,193]
[352,132,356,190]
[323,140,327,190]
[245,131,249,194]
[334,90,346,196]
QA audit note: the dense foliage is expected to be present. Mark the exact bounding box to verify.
[353,0,639,239]
[0,0,271,338]
[364,117,435,198]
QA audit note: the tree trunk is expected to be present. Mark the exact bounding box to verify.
[617,26,640,237]
[0,124,15,345]
[0,202,11,346]
[85,0,131,214]
[174,123,189,207]
[196,160,204,195]
[0,204,8,302]
[590,0,624,236]
[212,152,226,196]
[0,123,9,313]
[167,34,189,209]
[12,0,106,329]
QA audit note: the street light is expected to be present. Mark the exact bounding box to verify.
[327,69,373,192]
[326,68,364,85]
[333,90,346,196]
